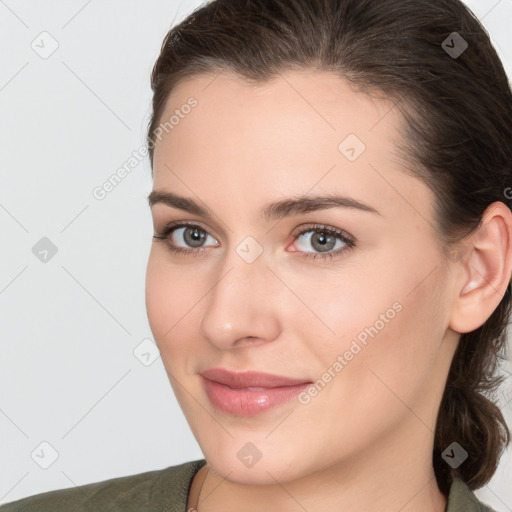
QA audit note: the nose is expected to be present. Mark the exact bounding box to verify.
[199,247,282,350]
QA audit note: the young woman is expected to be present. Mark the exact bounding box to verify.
[2,0,511,511]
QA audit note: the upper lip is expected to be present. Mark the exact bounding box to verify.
[200,368,311,388]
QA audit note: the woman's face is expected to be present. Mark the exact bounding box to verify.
[146,69,460,484]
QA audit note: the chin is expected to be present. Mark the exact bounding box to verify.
[210,460,301,486]
[202,441,312,486]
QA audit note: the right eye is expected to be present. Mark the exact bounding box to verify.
[153,222,219,255]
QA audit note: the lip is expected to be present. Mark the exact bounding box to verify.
[200,368,312,416]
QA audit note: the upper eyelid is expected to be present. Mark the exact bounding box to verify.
[158,221,354,244]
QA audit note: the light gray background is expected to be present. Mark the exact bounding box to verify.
[1,0,511,509]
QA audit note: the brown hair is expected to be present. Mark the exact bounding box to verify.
[147,0,512,494]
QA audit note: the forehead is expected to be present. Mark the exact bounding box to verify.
[153,68,400,172]
[151,69,433,230]
[154,68,397,146]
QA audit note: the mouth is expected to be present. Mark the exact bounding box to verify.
[200,368,312,417]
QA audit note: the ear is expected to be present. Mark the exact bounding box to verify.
[449,201,512,334]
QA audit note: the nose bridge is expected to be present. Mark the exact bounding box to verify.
[199,239,281,348]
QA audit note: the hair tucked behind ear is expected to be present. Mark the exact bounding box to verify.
[147,0,512,493]
[433,298,511,494]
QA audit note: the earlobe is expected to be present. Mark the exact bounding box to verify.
[449,201,512,334]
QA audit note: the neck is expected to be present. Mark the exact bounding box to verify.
[195,422,447,512]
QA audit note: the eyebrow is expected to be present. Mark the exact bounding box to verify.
[147,189,381,221]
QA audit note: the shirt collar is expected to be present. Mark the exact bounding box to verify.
[446,477,494,511]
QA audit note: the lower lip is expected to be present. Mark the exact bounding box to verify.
[201,376,312,417]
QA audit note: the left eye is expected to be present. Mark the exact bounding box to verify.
[293,226,352,254]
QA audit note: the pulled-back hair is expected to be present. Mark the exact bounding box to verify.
[147,0,512,494]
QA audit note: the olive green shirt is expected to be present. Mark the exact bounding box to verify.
[0,458,496,511]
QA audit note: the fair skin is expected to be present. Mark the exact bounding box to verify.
[145,69,512,512]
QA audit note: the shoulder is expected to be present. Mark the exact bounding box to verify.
[446,477,497,512]
[0,458,206,512]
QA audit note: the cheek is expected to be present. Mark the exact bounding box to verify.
[145,253,169,337]
[320,272,447,420]
[293,266,398,356]
[303,255,446,398]
[145,251,197,349]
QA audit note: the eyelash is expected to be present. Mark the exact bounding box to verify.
[152,221,356,261]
